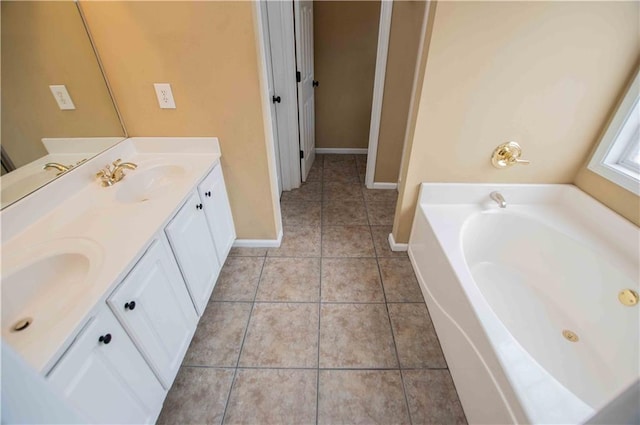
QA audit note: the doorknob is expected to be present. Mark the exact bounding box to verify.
[312,80,319,88]
[272,95,281,104]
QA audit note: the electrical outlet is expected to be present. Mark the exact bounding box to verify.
[153,83,176,109]
[49,85,76,110]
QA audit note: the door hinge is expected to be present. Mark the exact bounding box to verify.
[296,71,301,83]
[300,150,304,159]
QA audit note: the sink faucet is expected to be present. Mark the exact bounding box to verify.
[490,191,507,208]
[96,159,137,187]
[43,162,71,175]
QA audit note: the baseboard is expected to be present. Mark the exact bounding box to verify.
[232,228,283,248]
[315,148,368,154]
[369,182,398,190]
[388,232,408,252]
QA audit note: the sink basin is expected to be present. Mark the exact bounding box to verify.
[1,238,103,340]
[115,164,185,203]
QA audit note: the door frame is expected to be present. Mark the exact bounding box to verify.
[364,0,394,189]
[257,0,301,192]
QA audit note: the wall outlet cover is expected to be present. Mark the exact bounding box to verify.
[153,83,176,109]
[49,85,76,110]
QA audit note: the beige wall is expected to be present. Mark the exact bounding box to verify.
[80,1,279,240]
[394,1,639,243]
[374,1,425,183]
[574,64,640,227]
[1,1,123,168]
[314,1,380,149]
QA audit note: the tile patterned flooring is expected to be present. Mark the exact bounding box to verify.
[157,154,467,425]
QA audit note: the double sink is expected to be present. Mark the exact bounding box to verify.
[0,138,220,372]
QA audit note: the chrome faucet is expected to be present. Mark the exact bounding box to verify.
[43,162,71,175]
[96,158,137,187]
[490,191,507,208]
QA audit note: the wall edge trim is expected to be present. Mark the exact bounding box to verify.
[232,227,283,248]
[388,231,408,251]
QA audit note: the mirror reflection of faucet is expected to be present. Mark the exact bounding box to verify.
[490,191,507,208]
[96,158,137,187]
[42,162,71,175]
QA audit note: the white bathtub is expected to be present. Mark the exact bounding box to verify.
[408,183,639,424]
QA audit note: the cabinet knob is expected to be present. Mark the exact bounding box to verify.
[272,95,281,104]
[196,203,203,210]
[205,191,211,197]
[98,333,112,344]
[124,301,136,311]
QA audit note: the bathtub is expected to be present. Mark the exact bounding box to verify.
[408,183,639,424]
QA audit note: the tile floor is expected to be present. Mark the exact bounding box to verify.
[157,154,467,425]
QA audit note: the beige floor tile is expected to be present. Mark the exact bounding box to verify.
[371,225,408,258]
[182,302,252,367]
[388,303,447,368]
[323,181,364,201]
[228,247,267,257]
[323,154,356,165]
[224,369,317,425]
[157,367,234,425]
[256,257,320,302]
[323,166,360,183]
[321,258,384,302]
[239,303,318,367]
[323,199,368,225]
[212,257,265,302]
[268,226,321,257]
[306,160,323,181]
[281,201,321,227]
[363,188,398,203]
[280,181,322,202]
[402,370,467,425]
[322,225,375,257]
[366,201,396,225]
[378,257,424,302]
[319,303,397,368]
[318,370,410,425]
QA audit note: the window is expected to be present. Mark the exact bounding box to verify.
[588,69,640,195]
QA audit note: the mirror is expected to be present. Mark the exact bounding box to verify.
[0,0,126,209]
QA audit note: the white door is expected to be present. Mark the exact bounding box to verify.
[260,0,283,196]
[198,164,236,264]
[47,308,165,424]
[165,191,221,316]
[107,237,198,389]
[294,0,316,181]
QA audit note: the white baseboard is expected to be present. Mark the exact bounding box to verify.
[232,228,283,248]
[315,148,368,155]
[388,232,408,252]
[368,182,398,190]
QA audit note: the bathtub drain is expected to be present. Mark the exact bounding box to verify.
[562,329,579,342]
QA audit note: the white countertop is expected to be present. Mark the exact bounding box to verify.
[0,138,221,373]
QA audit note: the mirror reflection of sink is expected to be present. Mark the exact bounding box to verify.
[1,238,103,339]
[115,164,186,204]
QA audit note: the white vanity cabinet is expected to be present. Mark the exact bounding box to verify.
[197,163,236,264]
[106,235,198,389]
[46,307,165,424]
[165,190,221,315]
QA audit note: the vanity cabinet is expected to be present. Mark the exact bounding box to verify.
[197,163,236,264]
[165,191,221,315]
[107,235,198,389]
[47,307,165,424]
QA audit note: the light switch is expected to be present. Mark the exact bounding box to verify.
[153,83,176,109]
[49,85,75,110]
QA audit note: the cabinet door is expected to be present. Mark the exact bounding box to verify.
[198,163,236,264]
[47,308,165,425]
[165,191,220,315]
[107,236,198,389]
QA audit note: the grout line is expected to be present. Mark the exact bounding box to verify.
[180,364,450,371]
[316,166,324,425]
[219,253,268,424]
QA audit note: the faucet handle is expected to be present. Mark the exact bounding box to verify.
[112,158,122,167]
[491,142,530,168]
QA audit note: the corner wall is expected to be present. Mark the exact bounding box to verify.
[394,1,639,243]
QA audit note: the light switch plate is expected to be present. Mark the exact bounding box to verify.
[49,85,76,110]
[153,83,176,109]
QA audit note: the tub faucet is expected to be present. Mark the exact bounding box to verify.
[490,191,507,208]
